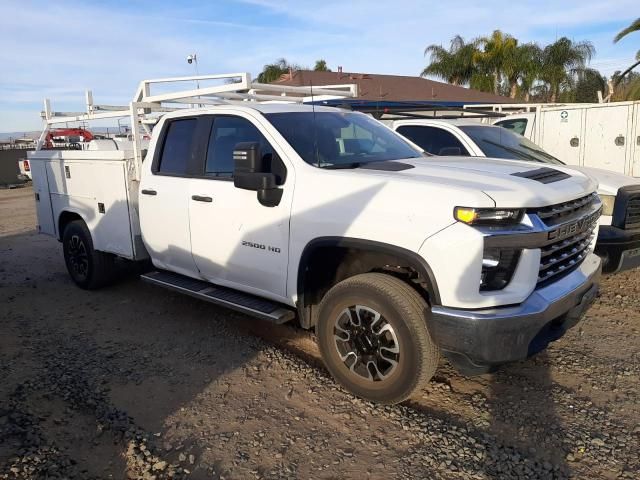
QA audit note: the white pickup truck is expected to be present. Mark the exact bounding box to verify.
[29,75,602,404]
[390,118,640,274]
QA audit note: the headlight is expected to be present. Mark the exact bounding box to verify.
[598,194,615,216]
[454,207,524,226]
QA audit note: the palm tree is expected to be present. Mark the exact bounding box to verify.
[314,59,331,72]
[502,42,542,99]
[517,44,543,101]
[473,30,518,95]
[614,18,640,42]
[422,35,478,86]
[257,58,300,83]
[539,37,595,102]
[613,18,640,85]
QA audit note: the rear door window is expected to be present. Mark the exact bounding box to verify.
[157,119,197,175]
[396,125,469,156]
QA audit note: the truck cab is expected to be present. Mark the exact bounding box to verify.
[390,118,640,274]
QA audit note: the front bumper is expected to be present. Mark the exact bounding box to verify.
[595,225,640,274]
[429,253,601,375]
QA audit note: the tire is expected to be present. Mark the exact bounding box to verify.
[316,273,440,404]
[62,220,116,290]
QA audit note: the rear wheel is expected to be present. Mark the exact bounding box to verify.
[316,273,440,404]
[62,220,116,289]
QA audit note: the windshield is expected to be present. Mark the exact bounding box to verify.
[265,111,423,168]
[459,125,565,165]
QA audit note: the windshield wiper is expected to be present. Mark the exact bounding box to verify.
[481,139,543,163]
[518,143,564,164]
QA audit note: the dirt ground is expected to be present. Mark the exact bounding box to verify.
[1,186,639,480]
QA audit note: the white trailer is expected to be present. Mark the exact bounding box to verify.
[467,101,640,177]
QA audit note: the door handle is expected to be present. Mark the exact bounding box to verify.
[191,195,213,203]
[141,189,157,196]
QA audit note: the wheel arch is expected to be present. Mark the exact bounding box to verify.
[57,210,86,241]
[296,237,440,329]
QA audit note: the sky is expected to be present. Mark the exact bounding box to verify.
[1,0,639,132]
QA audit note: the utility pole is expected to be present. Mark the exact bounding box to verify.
[187,54,200,88]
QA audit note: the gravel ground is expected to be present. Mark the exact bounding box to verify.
[1,186,639,479]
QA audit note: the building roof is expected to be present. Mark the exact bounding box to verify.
[274,70,514,105]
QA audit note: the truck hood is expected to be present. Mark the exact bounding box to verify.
[353,156,598,208]
[563,165,640,196]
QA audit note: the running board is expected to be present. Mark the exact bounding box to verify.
[140,270,295,324]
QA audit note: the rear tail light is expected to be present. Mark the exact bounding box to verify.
[23,160,30,171]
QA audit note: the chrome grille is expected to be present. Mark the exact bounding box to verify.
[624,195,640,229]
[531,193,600,288]
[534,192,598,226]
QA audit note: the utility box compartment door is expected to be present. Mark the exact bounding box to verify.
[46,158,134,258]
[583,104,632,174]
[29,159,56,236]
[632,103,640,177]
[539,108,584,166]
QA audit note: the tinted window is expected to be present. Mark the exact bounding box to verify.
[158,119,197,174]
[266,112,422,168]
[495,118,528,135]
[459,125,564,165]
[205,116,274,177]
[396,125,469,156]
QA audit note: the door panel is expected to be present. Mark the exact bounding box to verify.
[188,114,291,299]
[139,118,198,275]
[632,104,640,177]
[539,109,584,166]
[189,179,290,297]
[582,105,631,174]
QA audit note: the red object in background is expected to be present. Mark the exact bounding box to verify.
[23,160,30,171]
[44,128,94,148]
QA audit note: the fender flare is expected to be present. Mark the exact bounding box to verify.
[296,237,441,323]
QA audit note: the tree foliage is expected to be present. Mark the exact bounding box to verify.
[613,18,640,86]
[257,58,302,83]
[422,35,478,86]
[539,37,594,102]
[314,59,331,71]
[422,31,597,102]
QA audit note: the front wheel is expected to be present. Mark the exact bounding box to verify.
[62,220,116,289]
[316,273,440,404]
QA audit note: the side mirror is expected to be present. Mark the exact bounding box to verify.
[438,146,462,156]
[233,142,283,207]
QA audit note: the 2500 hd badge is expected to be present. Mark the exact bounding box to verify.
[241,240,281,253]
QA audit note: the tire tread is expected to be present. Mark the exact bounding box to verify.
[317,272,440,404]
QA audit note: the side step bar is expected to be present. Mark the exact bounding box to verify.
[140,270,295,324]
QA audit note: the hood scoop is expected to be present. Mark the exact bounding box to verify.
[512,167,571,184]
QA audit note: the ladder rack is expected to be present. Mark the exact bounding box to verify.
[37,72,358,180]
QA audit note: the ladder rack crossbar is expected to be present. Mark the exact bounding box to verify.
[36,72,358,180]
